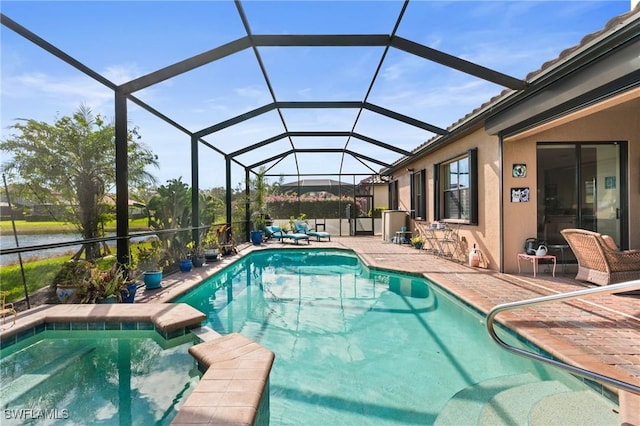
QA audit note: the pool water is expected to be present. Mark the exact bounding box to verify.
[0,331,199,425]
[175,249,597,425]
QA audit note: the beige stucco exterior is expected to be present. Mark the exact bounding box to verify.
[502,90,640,272]
[402,126,502,269]
[395,88,639,273]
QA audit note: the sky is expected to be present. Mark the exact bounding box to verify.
[0,0,633,189]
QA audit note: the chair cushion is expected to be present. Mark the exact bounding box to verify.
[602,235,619,251]
[294,222,309,233]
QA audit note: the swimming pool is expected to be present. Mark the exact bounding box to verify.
[0,330,199,425]
[176,249,617,425]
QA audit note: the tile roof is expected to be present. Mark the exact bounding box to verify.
[409,4,640,156]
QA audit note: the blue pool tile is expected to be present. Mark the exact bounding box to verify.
[88,322,106,330]
[122,322,137,330]
[105,322,120,330]
[71,322,88,331]
[138,322,154,330]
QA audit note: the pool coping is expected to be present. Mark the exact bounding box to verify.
[0,303,207,348]
[174,332,274,426]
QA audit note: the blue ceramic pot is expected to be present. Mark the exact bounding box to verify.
[121,281,138,303]
[250,230,263,245]
[179,259,193,272]
[143,271,163,289]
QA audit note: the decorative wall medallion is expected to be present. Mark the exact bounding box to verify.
[512,164,527,178]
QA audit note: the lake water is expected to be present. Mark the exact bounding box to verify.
[0,233,146,265]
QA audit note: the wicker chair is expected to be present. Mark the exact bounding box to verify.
[560,228,640,285]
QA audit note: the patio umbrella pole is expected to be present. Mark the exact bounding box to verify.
[2,173,30,309]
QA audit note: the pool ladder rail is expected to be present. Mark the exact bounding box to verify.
[486,279,640,396]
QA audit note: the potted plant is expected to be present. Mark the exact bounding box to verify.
[135,241,165,289]
[410,235,425,249]
[120,258,139,303]
[187,240,206,267]
[51,260,98,303]
[216,224,235,256]
[95,264,127,304]
[203,227,220,262]
[178,242,193,272]
[250,169,267,245]
[251,212,266,245]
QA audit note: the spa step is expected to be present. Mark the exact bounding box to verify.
[434,373,538,425]
[529,390,619,425]
[0,346,96,405]
[435,374,619,426]
[478,380,572,424]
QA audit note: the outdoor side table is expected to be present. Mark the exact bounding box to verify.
[517,253,556,278]
[547,244,569,273]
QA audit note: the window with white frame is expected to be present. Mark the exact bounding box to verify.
[435,148,478,224]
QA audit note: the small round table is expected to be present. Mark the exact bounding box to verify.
[547,244,569,274]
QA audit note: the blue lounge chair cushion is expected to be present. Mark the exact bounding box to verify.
[283,233,310,244]
[265,225,286,241]
[294,222,331,241]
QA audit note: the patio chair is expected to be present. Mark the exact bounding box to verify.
[264,225,286,241]
[560,228,640,285]
[439,223,461,260]
[1,291,17,326]
[294,221,331,241]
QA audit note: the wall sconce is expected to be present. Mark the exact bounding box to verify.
[407,168,414,173]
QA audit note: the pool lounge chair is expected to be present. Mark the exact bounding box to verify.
[294,222,331,241]
[560,228,640,285]
[283,232,310,245]
[265,225,310,244]
[264,225,286,241]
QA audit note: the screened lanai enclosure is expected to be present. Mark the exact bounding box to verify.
[3,1,622,300]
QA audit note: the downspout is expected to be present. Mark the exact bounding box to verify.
[114,90,130,269]
[499,133,504,273]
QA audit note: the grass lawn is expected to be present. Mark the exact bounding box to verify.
[1,241,153,304]
[0,218,149,234]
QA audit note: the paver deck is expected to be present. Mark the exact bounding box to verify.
[2,235,639,423]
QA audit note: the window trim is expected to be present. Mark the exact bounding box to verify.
[434,148,478,225]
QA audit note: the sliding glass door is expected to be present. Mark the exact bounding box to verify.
[537,142,626,249]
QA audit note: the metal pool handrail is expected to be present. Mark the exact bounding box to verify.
[486,279,640,395]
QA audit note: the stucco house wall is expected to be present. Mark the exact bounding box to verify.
[403,127,501,270]
[502,92,640,272]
